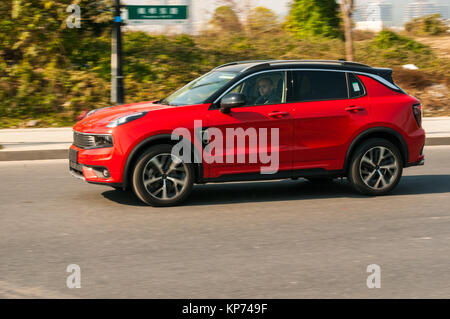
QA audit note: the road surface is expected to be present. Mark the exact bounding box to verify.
[1,146,450,298]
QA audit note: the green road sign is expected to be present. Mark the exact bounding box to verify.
[127,5,188,20]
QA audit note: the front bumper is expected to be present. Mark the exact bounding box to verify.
[69,145,123,187]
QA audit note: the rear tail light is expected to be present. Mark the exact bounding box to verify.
[412,104,422,127]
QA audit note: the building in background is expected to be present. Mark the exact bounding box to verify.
[436,5,449,19]
[404,0,449,23]
[354,0,393,32]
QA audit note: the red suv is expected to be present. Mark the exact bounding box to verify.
[70,60,425,206]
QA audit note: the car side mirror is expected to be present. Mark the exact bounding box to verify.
[220,93,246,114]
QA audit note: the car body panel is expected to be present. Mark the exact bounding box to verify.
[205,103,294,178]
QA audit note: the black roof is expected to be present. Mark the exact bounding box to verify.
[213,59,394,83]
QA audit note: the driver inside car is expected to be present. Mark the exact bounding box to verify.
[254,77,280,105]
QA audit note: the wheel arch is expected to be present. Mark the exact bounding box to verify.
[121,134,203,190]
[344,127,409,172]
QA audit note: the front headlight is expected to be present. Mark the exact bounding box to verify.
[107,112,148,128]
[93,135,114,147]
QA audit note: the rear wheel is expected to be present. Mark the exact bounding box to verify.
[348,138,403,196]
[131,144,194,207]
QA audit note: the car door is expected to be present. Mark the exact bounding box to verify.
[289,70,371,171]
[204,71,294,179]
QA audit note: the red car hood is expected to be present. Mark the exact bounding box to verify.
[73,101,176,132]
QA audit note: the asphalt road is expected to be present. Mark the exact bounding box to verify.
[1,146,450,298]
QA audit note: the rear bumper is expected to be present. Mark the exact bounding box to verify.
[405,127,425,167]
[405,156,424,167]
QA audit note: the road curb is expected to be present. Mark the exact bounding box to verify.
[0,149,68,161]
[1,137,449,161]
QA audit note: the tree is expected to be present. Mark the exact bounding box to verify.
[285,0,341,39]
[246,7,281,36]
[340,0,354,61]
[0,0,113,119]
[209,5,243,34]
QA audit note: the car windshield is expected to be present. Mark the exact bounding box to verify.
[160,71,238,106]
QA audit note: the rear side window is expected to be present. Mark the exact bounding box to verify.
[347,73,366,98]
[288,71,348,102]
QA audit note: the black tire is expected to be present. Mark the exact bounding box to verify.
[348,138,403,196]
[131,144,194,207]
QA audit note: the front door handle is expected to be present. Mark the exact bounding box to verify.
[268,111,289,118]
[345,106,366,113]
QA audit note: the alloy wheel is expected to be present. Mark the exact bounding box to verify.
[142,153,188,200]
[359,146,399,190]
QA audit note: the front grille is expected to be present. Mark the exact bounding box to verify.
[73,131,96,149]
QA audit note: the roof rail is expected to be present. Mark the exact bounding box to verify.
[213,59,372,72]
[269,60,371,68]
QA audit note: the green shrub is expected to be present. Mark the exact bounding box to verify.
[357,30,436,68]
[405,14,448,36]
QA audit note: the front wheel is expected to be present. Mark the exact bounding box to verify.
[348,138,403,196]
[131,144,194,207]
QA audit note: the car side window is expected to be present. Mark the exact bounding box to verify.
[288,71,348,103]
[230,83,243,94]
[347,73,366,98]
[227,71,286,107]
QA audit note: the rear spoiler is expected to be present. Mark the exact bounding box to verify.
[370,67,405,93]
[374,68,394,84]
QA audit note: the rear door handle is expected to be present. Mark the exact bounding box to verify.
[268,111,289,118]
[345,106,365,113]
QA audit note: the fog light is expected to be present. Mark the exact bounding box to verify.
[102,169,111,178]
[90,167,111,179]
